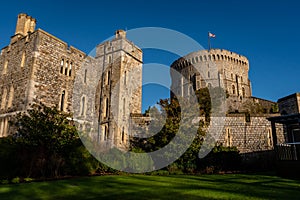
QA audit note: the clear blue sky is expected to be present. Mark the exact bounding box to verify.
[1,0,300,112]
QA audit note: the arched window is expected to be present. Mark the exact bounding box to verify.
[60,59,64,74]
[107,71,110,85]
[212,55,216,60]
[221,55,224,60]
[60,90,65,111]
[199,56,203,62]
[203,55,207,61]
[195,56,199,62]
[232,85,236,95]
[69,62,72,76]
[217,54,220,60]
[65,61,68,75]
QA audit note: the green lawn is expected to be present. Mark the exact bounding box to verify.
[1,174,300,200]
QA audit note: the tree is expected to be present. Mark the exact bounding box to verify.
[9,103,95,178]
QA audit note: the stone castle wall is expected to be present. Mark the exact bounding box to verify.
[216,114,284,153]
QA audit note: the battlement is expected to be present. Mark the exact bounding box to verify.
[171,49,249,70]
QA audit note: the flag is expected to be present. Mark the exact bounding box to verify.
[209,32,216,38]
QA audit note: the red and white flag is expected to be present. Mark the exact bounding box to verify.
[209,32,216,38]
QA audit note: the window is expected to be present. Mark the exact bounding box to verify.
[225,128,232,147]
[232,85,236,95]
[122,127,125,142]
[81,96,85,116]
[60,59,64,74]
[7,86,14,108]
[1,88,7,109]
[65,61,68,75]
[3,60,8,74]
[108,55,112,64]
[60,90,65,111]
[241,76,243,83]
[69,62,72,76]
[242,87,245,97]
[84,69,87,83]
[267,129,272,147]
[208,71,210,78]
[124,71,127,85]
[105,98,109,117]
[107,71,110,85]
[123,98,126,116]
[103,125,108,141]
[21,52,26,68]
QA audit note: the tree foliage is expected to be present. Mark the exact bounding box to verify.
[0,103,100,179]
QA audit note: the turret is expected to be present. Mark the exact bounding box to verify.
[11,13,36,43]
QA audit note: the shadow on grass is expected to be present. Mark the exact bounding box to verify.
[1,174,300,200]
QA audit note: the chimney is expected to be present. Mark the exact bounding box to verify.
[115,29,126,39]
[14,13,36,36]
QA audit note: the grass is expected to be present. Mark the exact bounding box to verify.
[1,174,300,200]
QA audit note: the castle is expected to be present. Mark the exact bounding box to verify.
[0,13,286,153]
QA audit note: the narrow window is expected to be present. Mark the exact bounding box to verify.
[21,52,26,68]
[84,69,87,83]
[108,55,112,64]
[60,90,65,111]
[107,71,110,85]
[123,98,126,116]
[242,87,245,97]
[226,128,232,147]
[60,59,64,74]
[1,88,7,109]
[104,126,107,141]
[65,61,68,75]
[7,85,14,108]
[122,127,125,142]
[105,98,109,117]
[81,96,85,116]
[3,60,8,74]
[103,98,107,118]
[124,71,127,85]
[208,71,210,78]
[232,85,236,95]
[241,76,243,83]
[69,62,72,76]
[267,129,272,147]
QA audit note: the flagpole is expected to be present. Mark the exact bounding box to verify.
[208,32,211,51]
